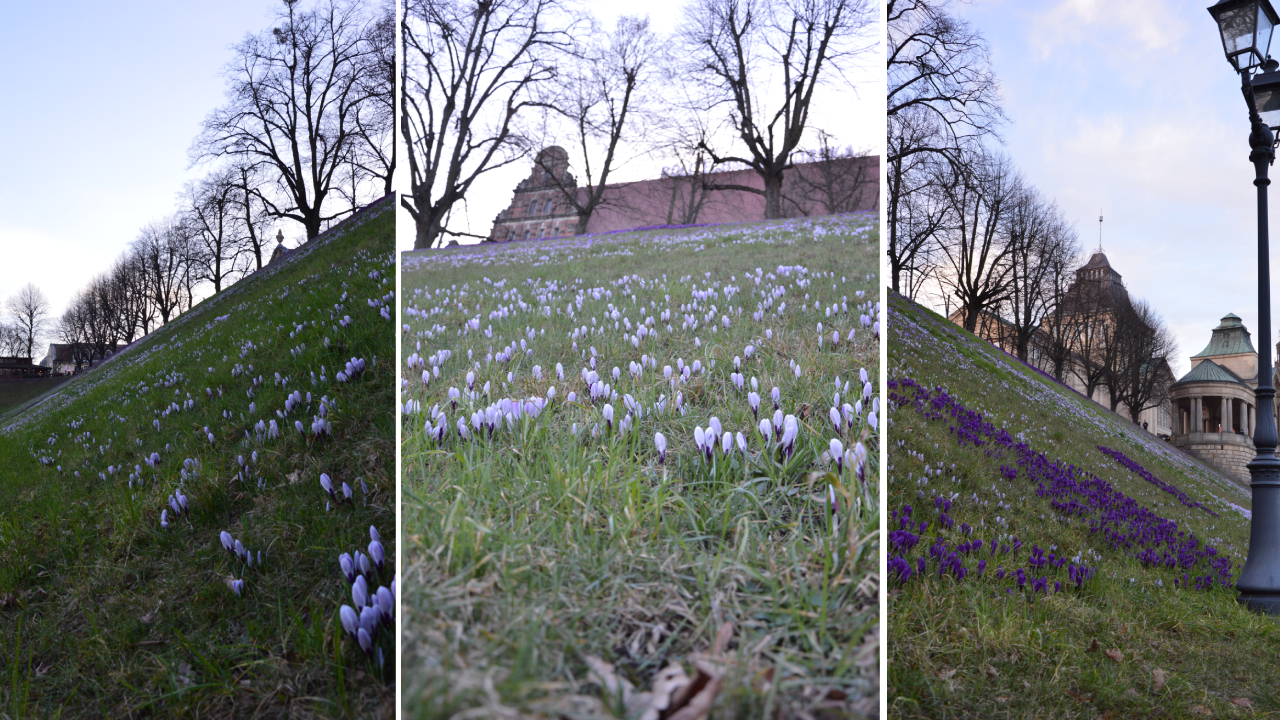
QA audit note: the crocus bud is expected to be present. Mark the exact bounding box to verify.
[655,432,667,464]
[357,627,373,655]
[830,439,845,472]
[758,418,771,439]
[220,531,235,554]
[369,540,385,571]
[339,553,356,583]
[231,579,244,596]
[320,473,334,498]
[234,539,246,561]
[352,575,369,608]
[376,586,394,624]
[340,605,359,640]
[369,526,381,543]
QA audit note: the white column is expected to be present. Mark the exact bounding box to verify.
[1223,396,1232,433]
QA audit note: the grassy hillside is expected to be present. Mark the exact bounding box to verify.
[0,376,70,415]
[400,215,880,719]
[0,198,396,718]
[886,292,1279,719]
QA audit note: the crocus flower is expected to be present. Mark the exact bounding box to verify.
[320,473,334,498]
[830,439,844,472]
[339,553,356,583]
[655,432,667,464]
[231,579,244,596]
[353,575,369,607]
[369,540,385,571]
[221,531,235,554]
[340,605,359,640]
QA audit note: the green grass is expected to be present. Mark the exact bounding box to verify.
[0,376,69,416]
[887,291,1280,720]
[400,216,881,719]
[0,198,396,718]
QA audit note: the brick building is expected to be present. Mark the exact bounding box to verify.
[488,146,880,242]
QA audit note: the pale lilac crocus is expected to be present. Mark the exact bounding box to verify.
[353,575,369,607]
[830,439,845,472]
[748,392,760,418]
[369,540,385,571]
[320,473,335,498]
[340,605,359,640]
[221,531,235,554]
[339,553,356,583]
[655,432,667,464]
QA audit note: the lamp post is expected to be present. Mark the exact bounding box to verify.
[1210,0,1280,613]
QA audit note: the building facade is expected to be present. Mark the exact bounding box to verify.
[1168,314,1262,484]
[488,147,880,242]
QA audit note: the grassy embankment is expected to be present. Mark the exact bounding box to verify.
[401,216,881,719]
[887,291,1278,719]
[0,198,396,718]
[0,376,69,415]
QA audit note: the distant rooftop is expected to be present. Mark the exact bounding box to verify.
[1191,313,1256,359]
[1174,358,1248,386]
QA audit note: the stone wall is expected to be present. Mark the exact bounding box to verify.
[1175,433,1254,484]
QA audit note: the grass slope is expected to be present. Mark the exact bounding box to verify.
[0,377,70,416]
[400,216,880,719]
[0,198,396,719]
[886,292,1279,719]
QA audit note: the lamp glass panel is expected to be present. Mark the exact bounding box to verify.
[1259,2,1276,63]
[1256,79,1280,128]
[1219,3,1262,70]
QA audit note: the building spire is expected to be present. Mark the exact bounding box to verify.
[1098,210,1104,254]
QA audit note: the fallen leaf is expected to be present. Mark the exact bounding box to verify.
[1231,697,1254,709]
[1153,668,1167,691]
[140,612,154,624]
[937,667,957,680]
[985,664,999,678]
[1064,688,1091,703]
[666,659,723,720]
[287,470,300,484]
[584,655,635,704]
[1104,649,1124,663]
[711,621,734,655]
[1190,705,1213,716]
[1088,639,1100,652]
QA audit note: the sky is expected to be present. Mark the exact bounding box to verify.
[0,1,302,336]
[947,0,1276,377]
[394,0,885,252]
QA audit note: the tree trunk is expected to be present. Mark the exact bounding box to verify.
[762,171,784,219]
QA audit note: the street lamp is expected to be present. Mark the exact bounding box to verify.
[1210,0,1280,613]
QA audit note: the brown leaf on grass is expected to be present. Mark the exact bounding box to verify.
[1231,697,1254,710]
[1064,688,1091,703]
[140,612,154,625]
[666,660,724,720]
[985,664,999,678]
[1088,639,1100,652]
[1190,705,1214,716]
[937,667,957,680]
[286,470,300,484]
[1153,668,1167,691]
[711,621,734,654]
[1104,649,1124,663]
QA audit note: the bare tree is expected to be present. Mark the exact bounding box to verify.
[195,0,386,240]
[1001,187,1079,363]
[354,1,396,198]
[681,0,875,219]
[1107,298,1177,422]
[783,129,875,216]
[6,284,53,360]
[888,105,949,295]
[935,150,1020,333]
[134,219,190,325]
[1038,247,1082,382]
[533,15,660,235]
[887,0,1003,166]
[401,0,575,249]
[183,171,249,294]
